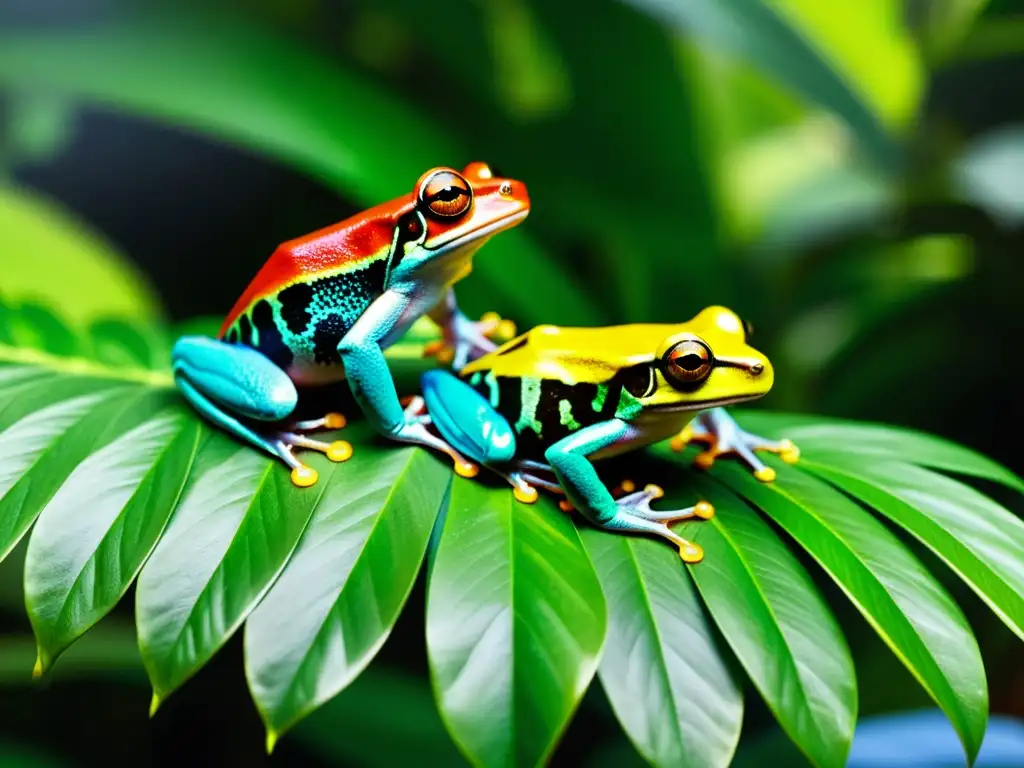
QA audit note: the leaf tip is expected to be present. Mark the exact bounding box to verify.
[149,692,161,718]
[31,653,45,680]
[265,730,278,754]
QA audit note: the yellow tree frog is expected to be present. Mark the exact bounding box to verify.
[172,163,530,486]
[409,306,798,562]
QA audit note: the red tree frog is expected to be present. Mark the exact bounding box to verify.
[172,163,530,486]
[409,306,798,562]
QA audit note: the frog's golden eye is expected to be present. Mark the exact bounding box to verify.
[664,339,713,387]
[420,171,473,218]
[620,364,656,399]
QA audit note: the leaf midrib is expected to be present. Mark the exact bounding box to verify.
[743,472,975,751]
[0,343,173,387]
[803,458,1024,642]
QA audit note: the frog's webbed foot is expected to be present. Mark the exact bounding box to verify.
[424,310,517,371]
[670,412,799,483]
[602,488,714,563]
[395,396,480,479]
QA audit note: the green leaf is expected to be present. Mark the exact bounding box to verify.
[0,385,174,562]
[680,477,855,768]
[804,457,1024,642]
[0,14,595,327]
[244,434,449,747]
[616,0,922,167]
[137,433,330,707]
[426,479,606,768]
[0,185,163,328]
[582,526,742,768]
[717,461,988,763]
[24,411,201,673]
[733,410,1024,493]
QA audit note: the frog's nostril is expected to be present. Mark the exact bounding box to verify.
[499,181,513,197]
[750,363,764,376]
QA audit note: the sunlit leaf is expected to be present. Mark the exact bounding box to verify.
[245,434,449,747]
[427,479,606,768]
[583,525,742,768]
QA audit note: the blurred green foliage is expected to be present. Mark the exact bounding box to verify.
[0,0,1023,765]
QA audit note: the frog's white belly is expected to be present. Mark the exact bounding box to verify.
[590,411,696,461]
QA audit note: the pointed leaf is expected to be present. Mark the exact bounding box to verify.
[679,477,855,768]
[25,411,201,672]
[426,479,606,768]
[137,434,332,705]
[716,461,988,763]
[245,433,449,746]
[734,410,1024,493]
[582,526,742,768]
[805,456,1024,642]
[0,386,173,561]
[0,367,120,433]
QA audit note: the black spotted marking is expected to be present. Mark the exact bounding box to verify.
[226,327,239,344]
[468,375,613,461]
[251,298,293,369]
[278,281,315,334]
[312,315,347,365]
[302,260,389,366]
[238,314,253,345]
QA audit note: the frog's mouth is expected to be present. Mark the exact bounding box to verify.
[428,209,531,256]
[649,393,765,413]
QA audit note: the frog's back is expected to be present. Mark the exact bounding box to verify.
[218,216,396,385]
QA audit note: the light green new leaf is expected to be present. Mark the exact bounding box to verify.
[679,477,855,768]
[805,456,1024,642]
[0,15,594,326]
[616,0,922,167]
[0,385,173,562]
[582,526,742,768]
[25,411,201,673]
[719,461,988,763]
[427,479,606,768]
[137,433,332,707]
[734,410,1024,493]
[245,433,449,748]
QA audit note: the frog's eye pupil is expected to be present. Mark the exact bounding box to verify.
[679,353,704,371]
[420,170,473,218]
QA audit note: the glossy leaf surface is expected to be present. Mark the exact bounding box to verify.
[427,479,606,768]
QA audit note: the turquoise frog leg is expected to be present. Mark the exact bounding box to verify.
[671,407,800,482]
[417,369,540,501]
[172,337,352,486]
[545,420,714,563]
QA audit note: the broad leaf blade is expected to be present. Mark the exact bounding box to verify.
[680,478,855,768]
[0,386,172,562]
[582,526,742,768]
[427,479,607,768]
[244,433,449,746]
[805,456,1024,642]
[734,410,1024,493]
[25,411,201,672]
[136,433,330,706]
[719,461,988,763]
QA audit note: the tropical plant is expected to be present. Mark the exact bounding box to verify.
[2,0,1023,766]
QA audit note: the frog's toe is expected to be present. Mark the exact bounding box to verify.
[290,465,319,487]
[326,440,354,463]
[678,541,704,563]
[292,412,348,432]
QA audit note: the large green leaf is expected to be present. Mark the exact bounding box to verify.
[0,185,163,328]
[734,410,1024,493]
[25,411,201,673]
[244,434,449,748]
[137,433,331,708]
[616,0,923,167]
[427,479,607,768]
[679,477,855,768]
[0,14,595,328]
[804,457,1024,641]
[582,526,742,768]
[717,461,988,763]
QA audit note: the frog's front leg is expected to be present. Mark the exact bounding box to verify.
[423,288,516,370]
[545,420,715,563]
[670,408,800,482]
[172,337,352,487]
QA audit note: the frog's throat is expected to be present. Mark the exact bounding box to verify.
[424,209,529,257]
[648,393,764,413]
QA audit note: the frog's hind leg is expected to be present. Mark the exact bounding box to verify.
[671,408,800,482]
[172,336,351,487]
